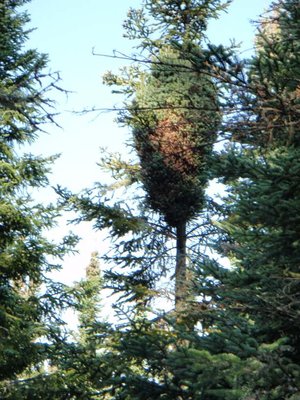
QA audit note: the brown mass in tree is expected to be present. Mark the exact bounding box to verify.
[134,112,207,228]
[149,111,201,177]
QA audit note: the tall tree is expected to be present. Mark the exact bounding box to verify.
[0,0,76,397]
[102,0,225,315]
[129,46,220,312]
[208,0,300,397]
[54,1,251,399]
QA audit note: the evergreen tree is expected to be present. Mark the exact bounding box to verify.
[0,0,77,397]
[40,252,114,400]
[57,1,249,399]
[77,251,102,350]
[208,1,300,397]
[128,45,220,312]
[101,0,225,317]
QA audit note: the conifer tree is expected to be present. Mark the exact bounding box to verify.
[56,1,251,399]
[42,252,114,400]
[77,251,102,353]
[0,0,77,397]
[102,0,225,315]
[130,47,220,312]
[209,1,300,397]
[48,0,300,398]
[57,0,300,398]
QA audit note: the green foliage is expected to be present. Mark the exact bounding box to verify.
[75,252,102,349]
[123,0,232,44]
[208,2,300,397]
[57,184,148,238]
[214,146,300,396]
[0,0,59,142]
[130,45,220,227]
[33,1,300,399]
[0,0,77,397]
[234,0,300,147]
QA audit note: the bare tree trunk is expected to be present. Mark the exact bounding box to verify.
[175,221,187,313]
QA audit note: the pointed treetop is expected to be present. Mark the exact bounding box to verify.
[86,251,100,281]
[147,0,231,38]
[123,0,232,45]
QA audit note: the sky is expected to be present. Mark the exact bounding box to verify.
[24,0,271,294]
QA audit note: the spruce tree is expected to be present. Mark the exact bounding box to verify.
[210,1,300,397]
[57,1,250,399]
[129,46,220,312]
[102,0,224,316]
[77,251,102,354]
[0,0,76,397]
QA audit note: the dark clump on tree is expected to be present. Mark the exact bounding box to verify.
[131,47,220,228]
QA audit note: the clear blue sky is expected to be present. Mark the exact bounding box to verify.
[24,0,271,289]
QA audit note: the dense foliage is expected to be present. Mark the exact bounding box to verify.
[3,0,300,399]
[211,2,300,397]
[0,0,76,397]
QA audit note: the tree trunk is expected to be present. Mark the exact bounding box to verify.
[175,221,187,313]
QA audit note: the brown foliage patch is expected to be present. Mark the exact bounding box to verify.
[149,113,201,176]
